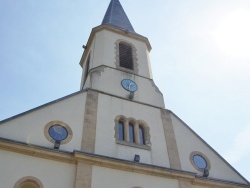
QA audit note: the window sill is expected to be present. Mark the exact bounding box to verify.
[117,66,137,75]
[116,140,151,150]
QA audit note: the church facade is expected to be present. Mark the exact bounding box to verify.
[0,0,249,188]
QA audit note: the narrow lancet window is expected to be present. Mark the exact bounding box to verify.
[139,125,145,145]
[129,123,135,143]
[118,121,125,141]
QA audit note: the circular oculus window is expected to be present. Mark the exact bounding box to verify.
[44,121,72,144]
[48,124,68,141]
[190,151,211,172]
[193,154,207,169]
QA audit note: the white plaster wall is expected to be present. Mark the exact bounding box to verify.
[92,166,179,188]
[91,29,152,79]
[146,49,153,79]
[89,67,164,108]
[0,92,86,152]
[80,52,89,89]
[80,35,96,89]
[171,113,247,184]
[94,93,170,167]
[0,150,75,188]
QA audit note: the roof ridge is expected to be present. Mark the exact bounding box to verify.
[109,0,115,23]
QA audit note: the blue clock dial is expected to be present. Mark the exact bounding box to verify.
[121,79,138,92]
[48,124,68,141]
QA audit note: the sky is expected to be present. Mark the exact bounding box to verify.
[1,0,250,182]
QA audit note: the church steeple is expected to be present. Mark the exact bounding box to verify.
[102,0,135,33]
[79,0,164,108]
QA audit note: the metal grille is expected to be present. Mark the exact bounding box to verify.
[119,42,133,70]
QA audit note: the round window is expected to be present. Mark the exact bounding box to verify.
[48,124,68,141]
[44,121,73,144]
[193,154,207,169]
[190,151,211,172]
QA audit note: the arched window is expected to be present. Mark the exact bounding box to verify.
[14,176,43,188]
[119,42,133,70]
[139,125,145,145]
[114,115,151,150]
[118,121,125,141]
[129,123,135,143]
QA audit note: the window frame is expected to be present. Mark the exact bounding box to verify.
[118,120,125,141]
[14,176,43,188]
[139,125,145,145]
[129,123,135,143]
[115,40,138,74]
[114,115,151,150]
[190,151,211,172]
[119,42,134,70]
[44,121,73,144]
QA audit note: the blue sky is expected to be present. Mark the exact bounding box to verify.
[1,0,250,181]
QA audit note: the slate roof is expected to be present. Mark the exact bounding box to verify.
[102,0,135,33]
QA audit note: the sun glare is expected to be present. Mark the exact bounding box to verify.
[214,9,250,58]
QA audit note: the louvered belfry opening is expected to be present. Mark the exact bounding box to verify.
[119,42,133,70]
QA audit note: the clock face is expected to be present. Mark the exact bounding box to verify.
[48,124,68,141]
[121,79,138,92]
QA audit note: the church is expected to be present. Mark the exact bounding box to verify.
[0,0,249,187]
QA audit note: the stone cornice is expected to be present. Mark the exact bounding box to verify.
[0,137,74,163]
[0,137,249,188]
[73,151,194,179]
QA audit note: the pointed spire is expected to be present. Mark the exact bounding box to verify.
[102,0,135,33]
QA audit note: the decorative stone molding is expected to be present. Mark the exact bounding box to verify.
[179,178,192,188]
[74,162,92,188]
[114,115,151,150]
[115,39,139,74]
[89,65,105,77]
[81,90,98,152]
[0,139,248,188]
[44,120,73,144]
[14,176,43,188]
[161,109,181,170]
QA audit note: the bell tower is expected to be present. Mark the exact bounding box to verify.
[79,0,164,108]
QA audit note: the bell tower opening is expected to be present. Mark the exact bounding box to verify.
[119,41,134,70]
